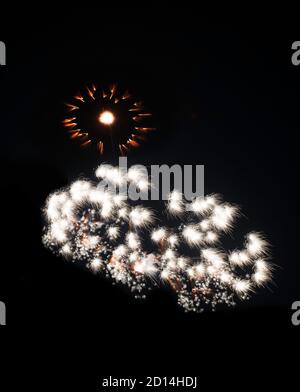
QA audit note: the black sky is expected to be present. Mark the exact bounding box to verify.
[0,8,298,383]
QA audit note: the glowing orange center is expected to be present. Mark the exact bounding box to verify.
[99,111,115,125]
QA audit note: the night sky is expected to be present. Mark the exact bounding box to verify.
[0,8,298,386]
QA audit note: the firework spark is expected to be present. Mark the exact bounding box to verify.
[42,165,273,312]
[63,84,156,155]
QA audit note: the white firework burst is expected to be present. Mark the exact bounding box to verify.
[42,164,273,312]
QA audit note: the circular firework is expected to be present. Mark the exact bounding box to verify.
[63,83,156,155]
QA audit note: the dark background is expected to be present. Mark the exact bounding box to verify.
[0,7,298,388]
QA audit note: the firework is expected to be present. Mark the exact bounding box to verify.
[42,165,273,312]
[63,84,156,155]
